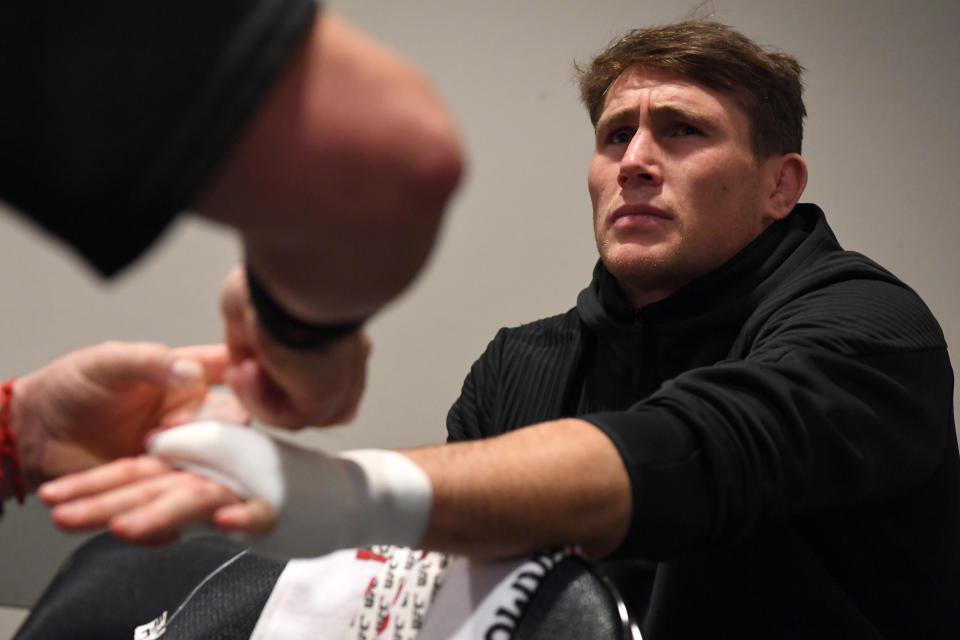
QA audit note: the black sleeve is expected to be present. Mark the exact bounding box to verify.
[446,313,584,443]
[0,0,317,276]
[446,330,506,443]
[584,279,956,558]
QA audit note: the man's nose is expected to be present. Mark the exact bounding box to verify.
[618,130,661,188]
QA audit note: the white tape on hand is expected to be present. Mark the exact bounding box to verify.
[147,421,433,559]
[145,421,286,508]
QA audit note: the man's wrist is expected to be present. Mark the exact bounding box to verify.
[245,265,366,351]
[336,449,433,549]
[0,378,27,504]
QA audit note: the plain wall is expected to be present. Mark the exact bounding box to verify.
[1,0,957,618]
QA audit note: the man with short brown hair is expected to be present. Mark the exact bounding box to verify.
[579,21,805,158]
[45,21,960,639]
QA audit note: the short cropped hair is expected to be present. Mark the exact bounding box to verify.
[577,21,805,157]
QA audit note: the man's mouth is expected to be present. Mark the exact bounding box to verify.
[611,203,673,225]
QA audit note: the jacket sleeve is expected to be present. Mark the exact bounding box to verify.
[446,329,506,443]
[584,279,956,558]
[0,0,316,276]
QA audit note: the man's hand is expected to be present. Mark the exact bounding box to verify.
[41,421,432,559]
[38,456,274,546]
[220,265,370,428]
[10,342,233,493]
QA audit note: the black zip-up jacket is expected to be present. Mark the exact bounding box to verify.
[447,204,959,638]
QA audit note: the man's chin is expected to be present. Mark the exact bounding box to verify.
[601,244,672,275]
[599,249,686,305]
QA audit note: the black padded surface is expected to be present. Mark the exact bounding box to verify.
[18,535,632,640]
[14,533,284,640]
[516,556,628,640]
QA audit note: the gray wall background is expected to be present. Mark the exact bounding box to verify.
[1,0,957,619]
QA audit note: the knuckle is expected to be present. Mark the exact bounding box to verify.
[182,475,231,502]
[116,458,146,482]
[134,456,167,475]
[183,477,215,499]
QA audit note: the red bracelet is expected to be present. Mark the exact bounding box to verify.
[1,378,25,504]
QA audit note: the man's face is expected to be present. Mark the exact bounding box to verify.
[588,66,779,306]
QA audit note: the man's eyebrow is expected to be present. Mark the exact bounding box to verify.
[595,108,635,133]
[648,103,713,128]
[596,103,716,133]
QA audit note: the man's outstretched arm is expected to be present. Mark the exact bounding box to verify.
[39,419,632,561]
[406,419,632,559]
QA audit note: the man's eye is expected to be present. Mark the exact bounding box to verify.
[671,123,702,137]
[607,128,634,144]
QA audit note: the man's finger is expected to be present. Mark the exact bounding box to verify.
[38,456,172,504]
[226,360,306,428]
[190,389,251,424]
[214,498,276,534]
[109,478,240,542]
[172,344,231,385]
[49,471,176,531]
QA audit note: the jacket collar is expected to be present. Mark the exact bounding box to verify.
[576,203,835,333]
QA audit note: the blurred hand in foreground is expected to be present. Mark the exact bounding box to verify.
[219,265,370,429]
[11,342,235,492]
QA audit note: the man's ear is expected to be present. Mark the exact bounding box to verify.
[763,153,808,222]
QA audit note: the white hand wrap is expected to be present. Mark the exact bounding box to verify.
[147,421,433,559]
